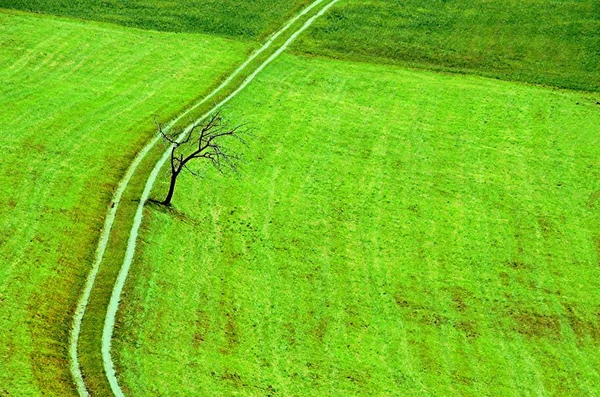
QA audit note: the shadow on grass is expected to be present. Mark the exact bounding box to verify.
[146,198,202,226]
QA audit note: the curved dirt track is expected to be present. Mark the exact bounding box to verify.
[69,0,337,396]
[102,1,340,395]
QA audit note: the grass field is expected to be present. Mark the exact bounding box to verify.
[2,0,600,395]
[115,54,600,395]
[293,0,600,91]
[0,10,252,395]
[0,0,310,39]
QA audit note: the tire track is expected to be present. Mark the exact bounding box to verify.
[101,1,340,396]
[69,1,328,395]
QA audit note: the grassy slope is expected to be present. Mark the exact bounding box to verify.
[0,0,310,39]
[292,0,600,92]
[117,54,600,395]
[0,11,252,395]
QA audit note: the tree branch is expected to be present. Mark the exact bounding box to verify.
[157,109,247,205]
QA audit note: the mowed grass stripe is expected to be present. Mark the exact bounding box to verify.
[116,54,600,395]
[0,10,253,395]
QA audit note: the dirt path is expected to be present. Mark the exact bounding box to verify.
[100,1,340,395]
[69,0,339,396]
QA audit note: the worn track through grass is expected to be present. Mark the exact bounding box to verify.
[103,1,340,394]
[68,0,341,395]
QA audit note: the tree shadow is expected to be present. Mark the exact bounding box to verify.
[146,198,201,227]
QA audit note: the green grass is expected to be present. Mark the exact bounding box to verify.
[293,0,600,92]
[0,0,311,39]
[115,53,600,395]
[2,1,599,395]
[0,10,252,395]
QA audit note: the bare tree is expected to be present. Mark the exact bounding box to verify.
[157,111,246,206]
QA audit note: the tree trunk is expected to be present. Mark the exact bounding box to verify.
[162,170,179,206]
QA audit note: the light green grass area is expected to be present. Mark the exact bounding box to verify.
[0,10,252,395]
[0,0,310,39]
[116,54,600,395]
[293,0,600,92]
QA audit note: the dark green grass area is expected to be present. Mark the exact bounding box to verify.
[293,0,600,92]
[116,54,600,395]
[0,0,310,39]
